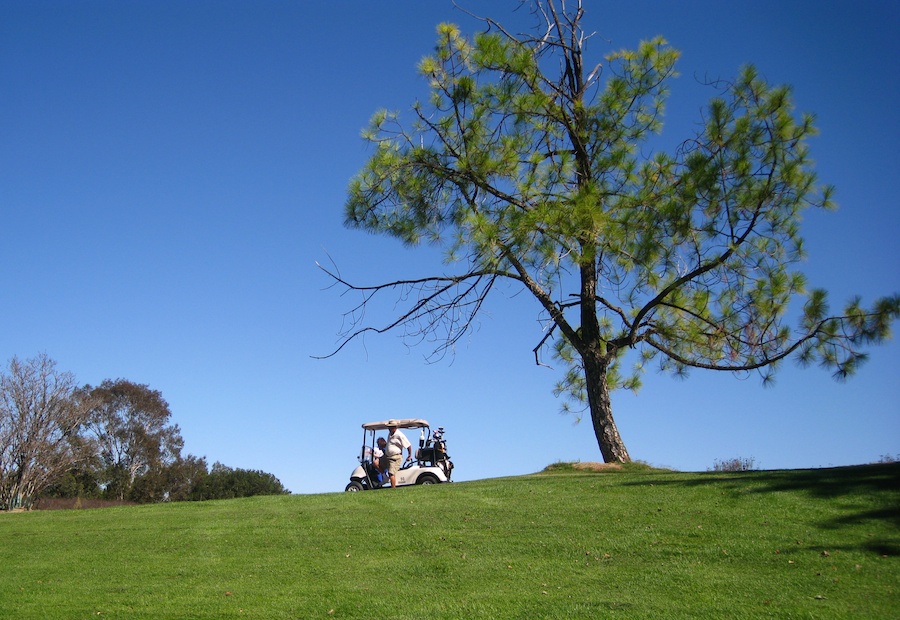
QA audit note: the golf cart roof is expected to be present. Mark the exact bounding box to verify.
[362,418,430,431]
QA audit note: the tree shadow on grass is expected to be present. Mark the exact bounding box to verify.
[627,461,899,500]
[624,462,900,554]
[732,462,898,501]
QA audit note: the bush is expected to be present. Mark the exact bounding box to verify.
[190,463,290,500]
[41,467,103,500]
[710,456,757,472]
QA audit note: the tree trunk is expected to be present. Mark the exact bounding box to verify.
[577,243,631,463]
[583,352,631,463]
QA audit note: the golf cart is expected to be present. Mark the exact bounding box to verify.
[344,418,453,491]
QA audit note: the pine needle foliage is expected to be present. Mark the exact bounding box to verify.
[326,1,899,462]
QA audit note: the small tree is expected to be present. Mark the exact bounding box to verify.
[82,379,184,501]
[321,1,899,462]
[0,354,93,510]
[161,454,209,502]
[128,453,208,503]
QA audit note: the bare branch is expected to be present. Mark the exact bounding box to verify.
[314,262,504,362]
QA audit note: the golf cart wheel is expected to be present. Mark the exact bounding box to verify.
[416,474,439,485]
[345,481,364,492]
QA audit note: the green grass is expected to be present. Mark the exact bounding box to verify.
[1,463,897,618]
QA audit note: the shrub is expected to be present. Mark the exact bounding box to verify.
[190,462,290,500]
[710,456,757,472]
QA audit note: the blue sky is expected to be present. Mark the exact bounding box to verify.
[2,1,897,494]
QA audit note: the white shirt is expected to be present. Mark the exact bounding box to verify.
[386,429,411,456]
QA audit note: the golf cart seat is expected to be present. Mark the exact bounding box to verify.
[416,445,450,466]
[363,460,386,487]
[416,447,439,466]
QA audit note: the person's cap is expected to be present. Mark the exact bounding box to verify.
[387,419,399,427]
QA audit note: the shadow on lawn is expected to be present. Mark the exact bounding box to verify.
[626,462,900,555]
[728,462,898,500]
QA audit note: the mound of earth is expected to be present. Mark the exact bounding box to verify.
[542,461,624,473]
[571,462,622,472]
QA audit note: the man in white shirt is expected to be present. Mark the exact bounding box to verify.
[384,420,413,488]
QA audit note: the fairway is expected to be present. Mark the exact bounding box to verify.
[1,463,897,619]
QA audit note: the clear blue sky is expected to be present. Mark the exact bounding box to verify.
[2,1,897,494]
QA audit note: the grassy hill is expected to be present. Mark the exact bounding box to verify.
[1,463,897,619]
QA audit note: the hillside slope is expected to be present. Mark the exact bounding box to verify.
[1,464,897,618]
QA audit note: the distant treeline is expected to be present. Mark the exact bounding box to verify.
[1,354,288,510]
[44,460,290,505]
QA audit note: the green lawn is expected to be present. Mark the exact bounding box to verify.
[1,463,897,618]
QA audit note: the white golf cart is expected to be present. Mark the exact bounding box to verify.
[344,418,453,491]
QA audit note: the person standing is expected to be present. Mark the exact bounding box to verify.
[384,420,412,488]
